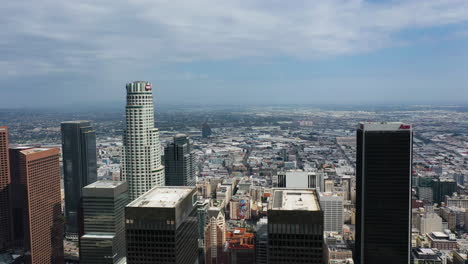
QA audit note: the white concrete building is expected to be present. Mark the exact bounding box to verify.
[319,192,344,233]
[274,170,324,191]
[121,81,165,201]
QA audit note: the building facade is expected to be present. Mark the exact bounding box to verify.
[61,121,97,240]
[268,188,323,263]
[355,122,412,264]
[80,181,128,264]
[12,148,64,264]
[164,134,196,186]
[125,186,198,264]
[319,192,344,233]
[122,81,165,201]
[204,205,226,264]
[0,126,10,250]
[274,170,324,191]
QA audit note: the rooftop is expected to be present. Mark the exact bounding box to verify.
[84,180,124,189]
[359,122,412,131]
[20,148,53,155]
[61,120,90,124]
[271,189,320,211]
[127,186,194,208]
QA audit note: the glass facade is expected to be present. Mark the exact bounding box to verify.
[355,124,412,264]
[61,121,97,239]
[80,181,128,264]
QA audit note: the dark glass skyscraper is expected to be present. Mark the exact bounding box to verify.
[61,121,97,240]
[164,134,196,186]
[80,181,128,264]
[202,123,212,138]
[125,186,198,264]
[355,122,412,264]
[267,188,323,264]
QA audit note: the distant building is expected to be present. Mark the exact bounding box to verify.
[319,192,344,233]
[324,239,353,264]
[10,148,64,263]
[226,228,255,264]
[202,123,212,138]
[230,196,251,220]
[432,178,457,205]
[355,122,413,264]
[268,188,323,263]
[0,127,10,250]
[414,207,443,235]
[80,181,128,264]
[274,170,324,191]
[61,121,97,240]
[324,179,334,193]
[121,81,165,201]
[411,248,443,264]
[164,134,196,186]
[204,204,226,264]
[125,186,198,264]
[427,231,457,250]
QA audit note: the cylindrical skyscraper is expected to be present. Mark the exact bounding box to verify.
[122,81,165,201]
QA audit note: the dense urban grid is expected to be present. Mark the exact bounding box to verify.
[0,82,467,264]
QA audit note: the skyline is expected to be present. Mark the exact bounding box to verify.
[1,0,468,107]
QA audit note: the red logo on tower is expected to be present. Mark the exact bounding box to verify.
[399,124,411,129]
[145,84,152,91]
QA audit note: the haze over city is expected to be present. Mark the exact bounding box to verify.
[1,0,468,108]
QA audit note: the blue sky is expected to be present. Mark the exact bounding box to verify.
[1,0,468,108]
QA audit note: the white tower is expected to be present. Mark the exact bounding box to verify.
[122,81,165,201]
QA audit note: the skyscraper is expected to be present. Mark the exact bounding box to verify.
[61,121,97,240]
[125,186,198,264]
[204,203,226,264]
[122,81,165,201]
[355,122,412,264]
[0,126,10,249]
[268,188,323,263]
[201,122,212,138]
[164,134,196,186]
[12,148,64,264]
[80,181,128,264]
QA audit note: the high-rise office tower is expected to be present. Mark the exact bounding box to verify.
[432,178,457,205]
[9,147,31,249]
[319,192,344,233]
[204,204,226,264]
[268,188,323,263]
[201,122,212,138]
[12,148,64,264]
[355,122,412,264]
[61,121,97,240]
[0,126,10,249]
[164,134,196,186]
[125,186,198,264]
[122,81,165,201]
[80,181,128,264]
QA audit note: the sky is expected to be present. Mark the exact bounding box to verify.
[1,0,468,108]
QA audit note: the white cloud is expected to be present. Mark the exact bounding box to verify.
[1,0,468,79]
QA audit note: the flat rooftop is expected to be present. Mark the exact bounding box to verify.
[127,186,193,208]
[20,148,53,155]
[359,122,412,131]
[271,189,320,211]
[84,180,124,189]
